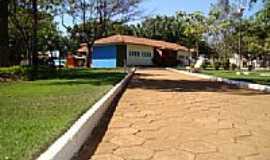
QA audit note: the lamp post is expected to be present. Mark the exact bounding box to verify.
[235,6,245,70]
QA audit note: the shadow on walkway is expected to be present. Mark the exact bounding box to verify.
[128,73,268,96]
[72,89,124,160]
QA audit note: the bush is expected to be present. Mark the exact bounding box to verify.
[231,64,237,70]
[214,62,221,70]
[0,66,29,80]
[248,65,253,71]
[0,65,57,81]
[201,63,208,69]
[223,60,230,70]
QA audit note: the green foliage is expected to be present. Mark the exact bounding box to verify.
[207,0,270,61]
[0,66,30,80]
[222,60,230,70]
[214,61,221,70]
[232,63,238,70]
[8,1,64,65]
[125,12,209,53]
[0,66,57,80]
[201,63,208,69]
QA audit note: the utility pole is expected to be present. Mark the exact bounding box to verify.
[236,6,245,70]
[239,16,242,69]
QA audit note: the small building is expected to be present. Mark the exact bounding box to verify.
[79,35,192,68]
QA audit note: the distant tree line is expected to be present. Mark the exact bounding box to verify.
[0,0,269,69]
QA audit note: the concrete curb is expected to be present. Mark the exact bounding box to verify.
[37,68,136,160]
[166,68,270,93]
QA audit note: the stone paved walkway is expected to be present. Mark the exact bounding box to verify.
[87,68,270,160]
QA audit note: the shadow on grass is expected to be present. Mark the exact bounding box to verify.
[31,68,126,86]
[46,72,126,86]
[127,73,269,96]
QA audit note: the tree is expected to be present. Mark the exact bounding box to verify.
[182,12,207,57]
[60,0,143,67]
[206,0,246,63]
[0,0,9,67]
[8,1,62,66]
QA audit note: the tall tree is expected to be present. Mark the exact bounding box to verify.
[182,12,207,56]
[8,0,63,66]
[0,0,9,66]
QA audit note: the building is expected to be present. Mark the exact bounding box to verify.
[78,35,192,68]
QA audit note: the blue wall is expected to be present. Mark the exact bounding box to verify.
[92,45,117,68]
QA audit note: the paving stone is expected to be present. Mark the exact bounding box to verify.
[84,69,270,160]
[219,143,259,157]
[152,149,195,160]
[94,142,119,155]
[109,120,132,128]
[243,154,270,160]
[196,153,238,160]
[114,147,154,160]
[90,154,124,160]
[110,135,145,147]
[218,120,234,129]
[132,122,163,131]
[123,112,147,118]
[108,128,138,136]
[179,141,217,154]
[142,138,179,151]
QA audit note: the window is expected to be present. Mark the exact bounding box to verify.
[129,51,152,57]
[141,52,152,57]
[129,51,140,57]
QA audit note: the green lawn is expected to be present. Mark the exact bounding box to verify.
[201,70,270,85]
[0,68,125,160]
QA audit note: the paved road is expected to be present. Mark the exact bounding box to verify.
[84,68,270,160]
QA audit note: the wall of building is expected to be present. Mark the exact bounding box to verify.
[177,51,191,66]
[116,45,127,67]
[92,45,117,68]
[126,44,154,66]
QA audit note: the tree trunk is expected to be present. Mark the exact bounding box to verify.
[86,43,92,68]
[0,0,9,67]
[32,0,38,66]
[31,0,38,79]
[196,41,199,58]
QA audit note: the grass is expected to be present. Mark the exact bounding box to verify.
[201,70,270,85]
[0,68,125,160]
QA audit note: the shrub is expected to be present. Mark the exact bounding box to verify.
[231,64,237,70]
[214,62,221,70]
[223,60,230,70]
[201,63,208,69]
[248,65,253,71]
[0,65,57,81]
[0,66,29,80]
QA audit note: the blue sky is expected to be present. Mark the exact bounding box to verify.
[140,0,216,16]
[57,0,263,32]
[140,0,262,17]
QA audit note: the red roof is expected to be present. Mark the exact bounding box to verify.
[93,35,191,52]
